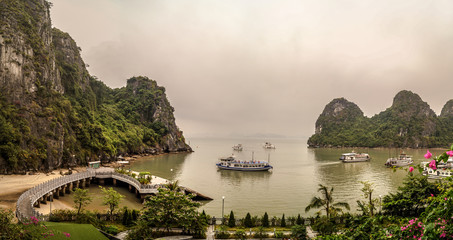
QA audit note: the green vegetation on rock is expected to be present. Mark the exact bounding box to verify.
[308,90,453,148]
[0,0,191,173]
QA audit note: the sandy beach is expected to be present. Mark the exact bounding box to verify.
[0,168,85,210]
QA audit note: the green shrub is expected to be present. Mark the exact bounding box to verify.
[281,214,286,227]
[139,172,150,176]
[291,224,308,240]
[274,231,284,238]
[228,210,236,227]
[215,231,230,239]
[253,226,268,239]
[234,229,247,240]
[103,225,119,235]
[244,212,253,228]
[262,212,269,227]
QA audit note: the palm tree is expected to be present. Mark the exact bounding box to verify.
[305,184,350,219]
[165,180,181,191]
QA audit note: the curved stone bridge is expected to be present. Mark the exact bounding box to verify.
[16,167,211,222]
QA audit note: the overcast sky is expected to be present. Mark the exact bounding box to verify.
[50,0,453,138]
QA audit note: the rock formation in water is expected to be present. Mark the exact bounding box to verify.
[0,0,191,173]
[308,90,453,148]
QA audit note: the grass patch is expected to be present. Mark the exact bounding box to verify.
[44,222,109,240]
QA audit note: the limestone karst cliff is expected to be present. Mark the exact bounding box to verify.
[0,0,191,173]
[308,90,453,148]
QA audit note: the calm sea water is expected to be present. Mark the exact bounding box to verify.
[127,138,440,218]
[53,138,440,218]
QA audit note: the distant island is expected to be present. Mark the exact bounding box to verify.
[308,90,453,148]
[0,0,191,173]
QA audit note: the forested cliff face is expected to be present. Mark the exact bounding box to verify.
[308,90,453,148]
[0,0,191,173]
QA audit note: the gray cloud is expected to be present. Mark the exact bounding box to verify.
[51,0,453,138]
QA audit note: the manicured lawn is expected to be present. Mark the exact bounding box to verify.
[44,222,109,240]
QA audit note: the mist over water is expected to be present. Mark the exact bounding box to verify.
[129,138,438,218]
[48,138,441,218]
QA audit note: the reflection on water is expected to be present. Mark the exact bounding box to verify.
[130,153,191,180]
[127,138,448,218]
[218,169,272,187]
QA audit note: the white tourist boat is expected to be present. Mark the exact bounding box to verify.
[421,157,453,179]
[263,142,276,149]
[232,144,243,151]
[385,153,413,167]
[340,152,371,163]
[216,154,273,171]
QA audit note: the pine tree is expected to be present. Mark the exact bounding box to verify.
[296,214,303,225]
[122,208,130,226]
[228,210,236,227]
[262,212,269,227]
[131,209,139,221]
[281,214,286,227]
[244,213,253,228]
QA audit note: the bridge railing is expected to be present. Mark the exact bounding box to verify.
[16,170,95,222]
[16,168,164,222]
[96,170,162,190]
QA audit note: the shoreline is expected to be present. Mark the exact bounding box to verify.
[0,167,85,210]
[1,151,194,212]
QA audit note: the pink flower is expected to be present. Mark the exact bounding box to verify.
[429,159,437,170]
[447,150,453,157]
[409,167,414,173]
[425,150,432,159]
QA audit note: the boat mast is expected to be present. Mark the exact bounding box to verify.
[268,153,270,164]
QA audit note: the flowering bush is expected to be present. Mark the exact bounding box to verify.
[423,146,453,172]
[399,218,424,239]
[399,147,453,239]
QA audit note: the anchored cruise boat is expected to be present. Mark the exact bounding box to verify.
[263,142,276,149]
[385,153,413,167]
[232,144,243,151]
[340,152,371,163]
[421,157,453,179]
[216,154,273,171]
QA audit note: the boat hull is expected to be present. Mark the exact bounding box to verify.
[385,161,413,167]
[342,158,370,163]
[216,163,273,171]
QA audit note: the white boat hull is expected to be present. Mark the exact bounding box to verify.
[216,163,273,171]
[342,158,370,163]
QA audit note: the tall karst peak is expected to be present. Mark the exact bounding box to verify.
[320,98,363,118]
[308,90,453,148]
[389,90,436,119]
[440,100,453,118]
[315,98,363,134]
[0,0,191,173]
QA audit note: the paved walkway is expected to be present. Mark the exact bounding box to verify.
[115,230,129,240]
[206,225,215,240]
[306,226,317,239]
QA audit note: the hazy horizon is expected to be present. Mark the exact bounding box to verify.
[50,0,453,139]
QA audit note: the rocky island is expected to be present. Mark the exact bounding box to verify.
[0,0,191,173]
[308,90,453,148]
